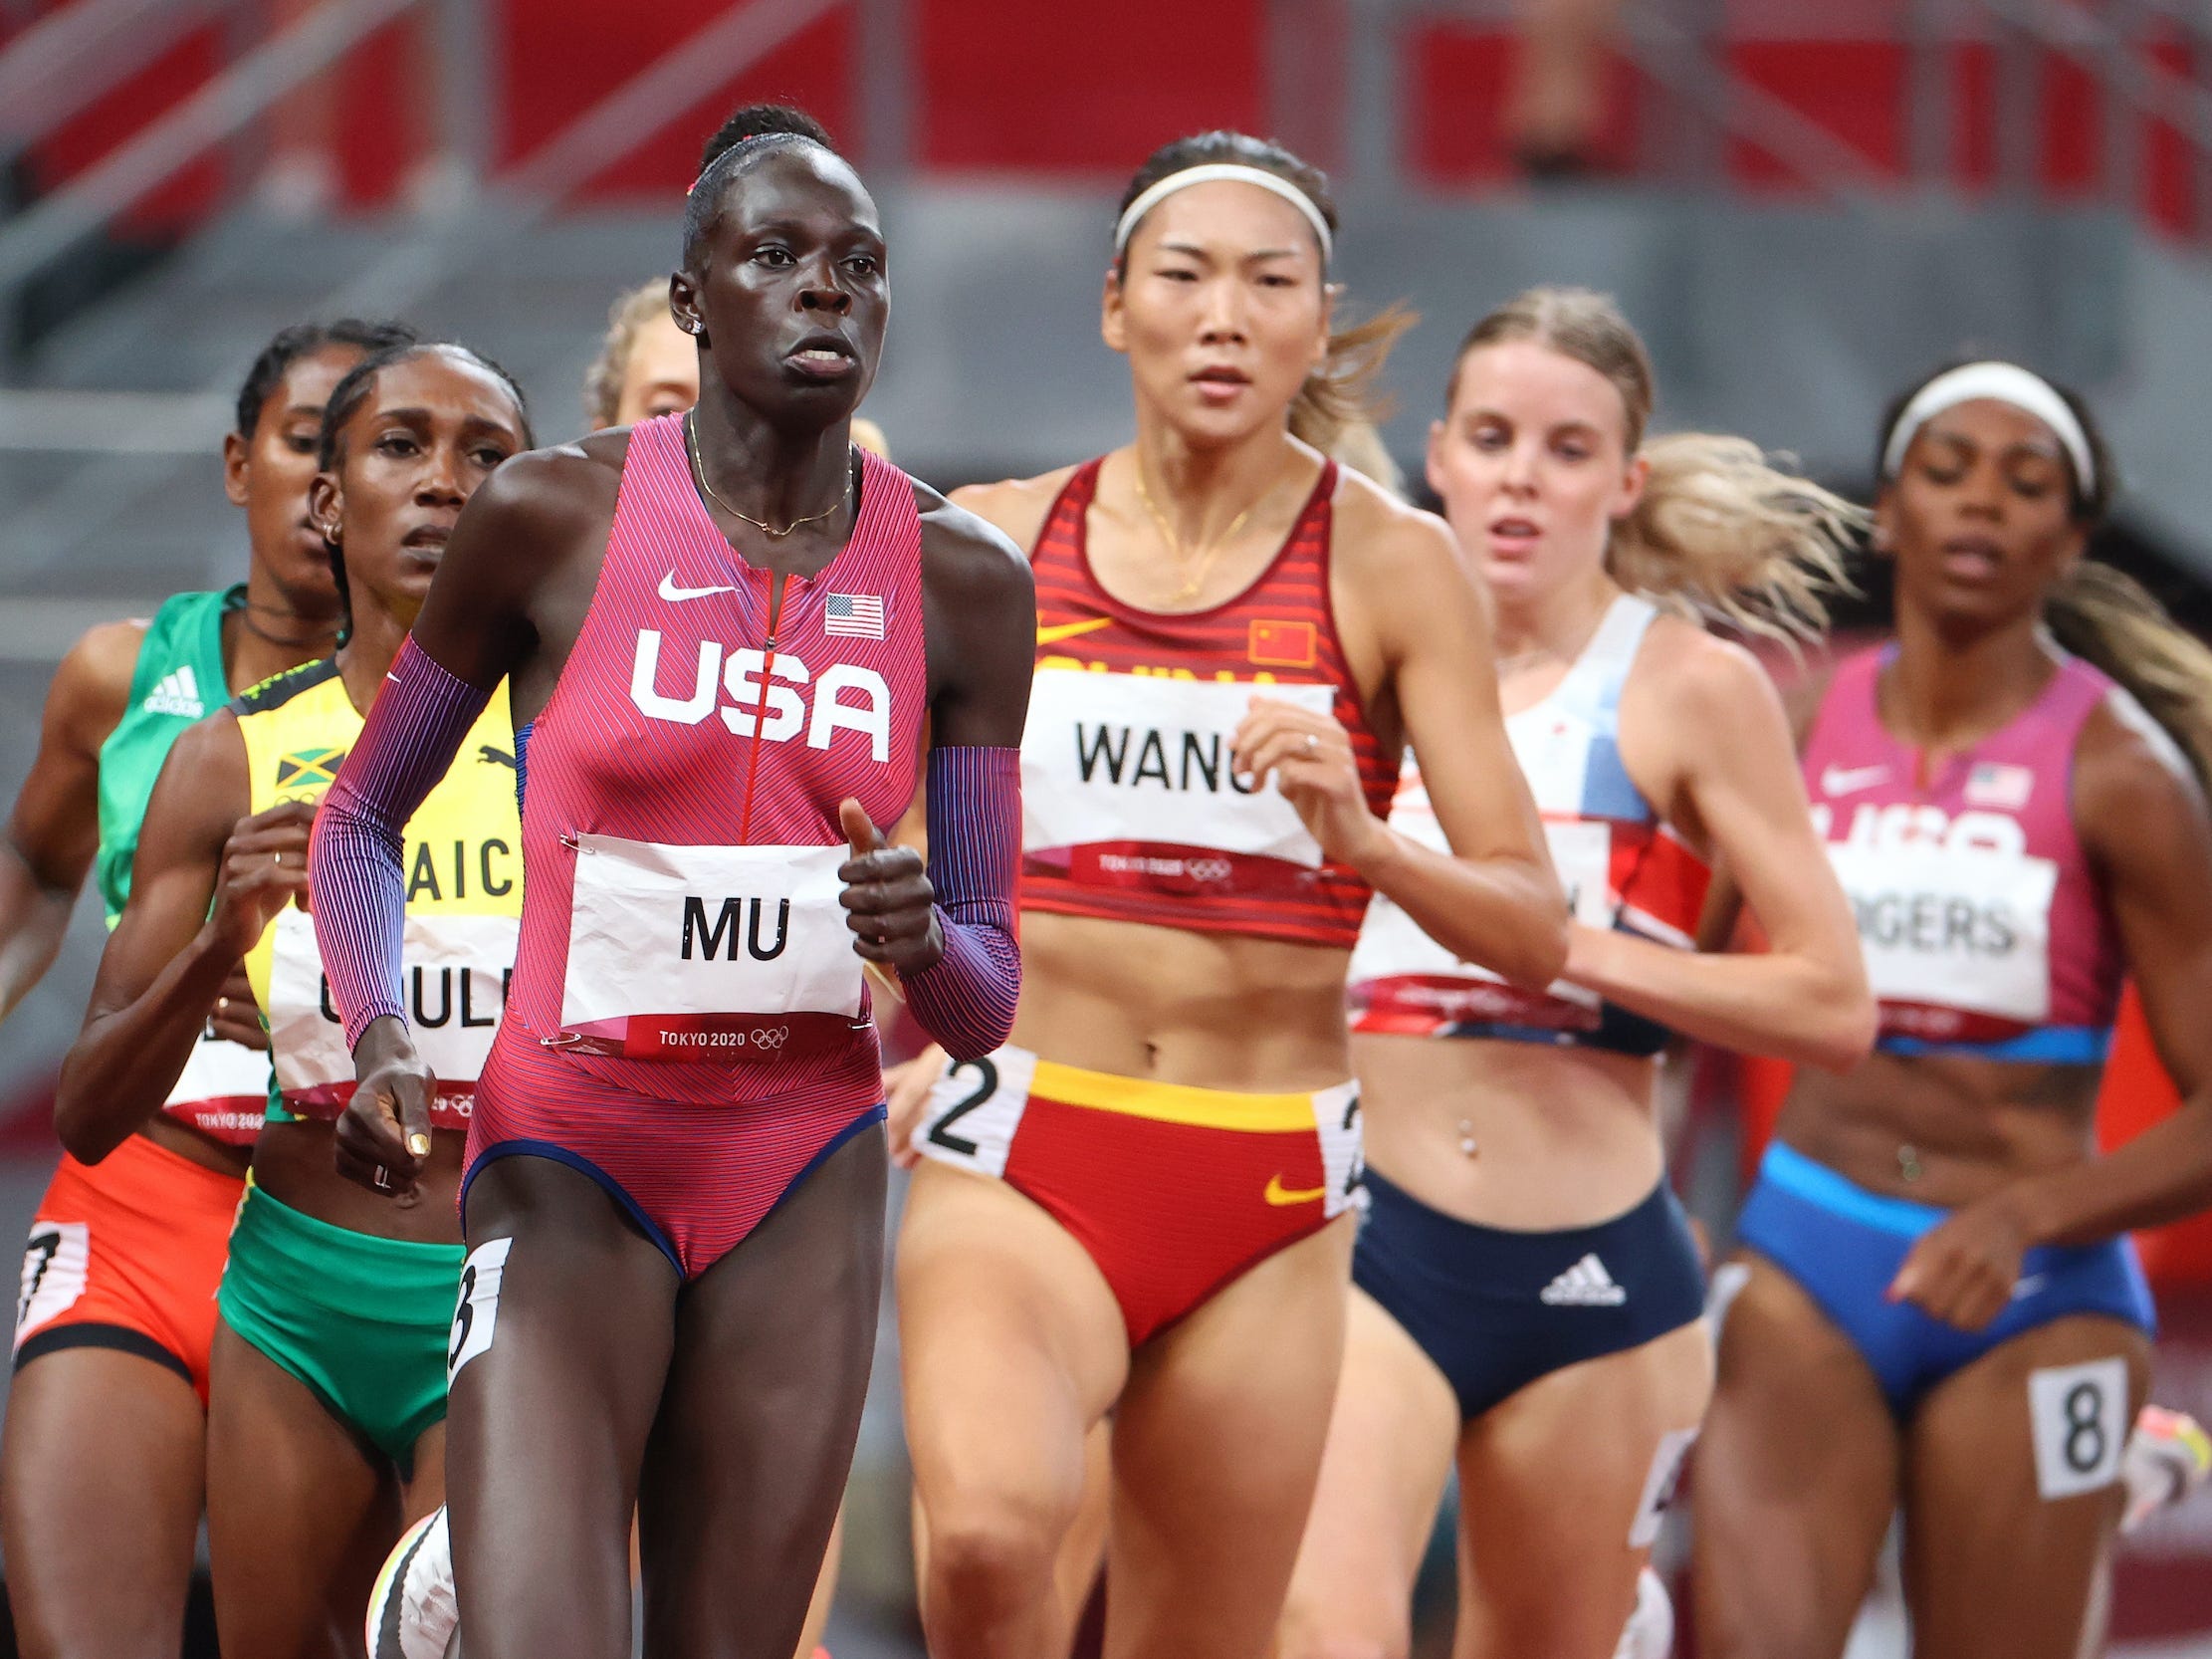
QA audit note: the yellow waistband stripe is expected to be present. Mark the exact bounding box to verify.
[1028,1059,1329,1132]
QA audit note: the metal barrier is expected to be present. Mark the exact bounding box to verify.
[1350,0,2212,221]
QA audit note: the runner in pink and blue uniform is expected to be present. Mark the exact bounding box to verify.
[1698,360,2212,1659]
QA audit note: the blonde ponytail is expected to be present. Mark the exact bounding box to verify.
[1613,432,1864,643]
[2046,561,2212,796]
[1450,287,1860,643]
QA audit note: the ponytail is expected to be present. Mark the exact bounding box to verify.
[1288,304,1418,457]
[1611,432,1864,644]
[2047,562,2212,796]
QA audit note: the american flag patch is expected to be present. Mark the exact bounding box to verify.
[1965,762,2034,810]
[824,592,884,639]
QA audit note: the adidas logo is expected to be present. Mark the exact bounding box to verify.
[1540,1253,1628,1306]
[141,666,204,719]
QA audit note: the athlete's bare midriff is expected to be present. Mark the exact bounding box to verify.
[1009,910,1356,1093]
[1777,1051,2102,1210]
[1354,1032,1661,1230]
[253,1118,464,1242]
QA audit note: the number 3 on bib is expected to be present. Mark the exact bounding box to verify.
[447,1237,513,1384]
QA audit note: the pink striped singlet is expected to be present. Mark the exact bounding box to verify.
[1803,644,2123,1064]
[466,413,927,1276]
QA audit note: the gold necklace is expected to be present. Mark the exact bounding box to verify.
[1133,463,1261,605]
[686,414,850,539]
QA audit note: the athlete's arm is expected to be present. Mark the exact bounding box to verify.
[1562,632,1873,1069]
[1237,506,1568,990]
[54,716,307,1162]
[0,621,141,1023]
[838,492,1034,1061]
[1891,701,2212,1328]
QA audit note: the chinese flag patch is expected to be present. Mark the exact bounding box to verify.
[1248,618,1318,668]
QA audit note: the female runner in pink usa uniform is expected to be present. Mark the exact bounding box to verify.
[891,131,1567,1659]
[1275,287,1874,1659]
[309,105,1033,1659]
[1695,361,2212,1659]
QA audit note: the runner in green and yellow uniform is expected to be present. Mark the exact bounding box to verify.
[55,338,531,1659]
[0,319,412,1659]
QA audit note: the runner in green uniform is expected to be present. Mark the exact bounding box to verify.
[0,318,412,1659]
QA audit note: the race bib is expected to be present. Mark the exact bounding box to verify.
[162,1029,271,1144]
[1825,840,2057,1027]
[1352,762,1610,1019]
[1021,671,1334,891]
[266,910,516,1108]
[557,835,860,1059]
[2029,1357,2129,1500]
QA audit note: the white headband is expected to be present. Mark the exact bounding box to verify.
[1882,361,2096,494]
[1113,163,1333,263]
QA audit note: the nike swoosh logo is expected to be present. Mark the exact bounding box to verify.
[660,572,741,603]
[1821,763,1890,797]
[1263,1174,1327,1207]
[1036,617,1113,646]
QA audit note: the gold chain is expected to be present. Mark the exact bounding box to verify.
[686,413,850,539]
[1133,463,1260,605]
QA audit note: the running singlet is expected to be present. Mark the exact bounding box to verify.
[1019,457,1396,949]
[1351,594,1709,1056]
[1802,645,2123,1062]
[495,414,925,1109]
[97,585,266,1142]
[237,658,522,1127]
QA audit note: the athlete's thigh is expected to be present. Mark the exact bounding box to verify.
[1276,1288,1459,1659]
[1101,1215,1355,1659]
[206,1317,391,1659]
[0,1347,205,1659]
[635,1125,886,1659]
[446,1154,678,1659]
[1901,1313,2151,1659]
[898,1162,1130,1556]
[1454,1319,1709,1659]
[1692,1256,1900,1659]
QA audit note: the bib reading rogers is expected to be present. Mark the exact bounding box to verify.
[1825,837,2059,1026]
[558,834,860,1058]
[1023,671,1336,880]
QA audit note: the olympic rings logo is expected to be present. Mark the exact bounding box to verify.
[747,1025,791,1051]
[1186,858,1233,884]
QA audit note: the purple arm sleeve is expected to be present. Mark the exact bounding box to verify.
[310,638,492,1050]
[902,746,1023,1062]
